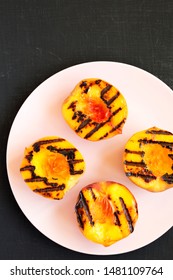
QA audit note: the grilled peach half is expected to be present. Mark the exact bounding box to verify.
[62,78,128,141]
[75,181,138,246]
[124,127,173,192]
[20,136,85,199]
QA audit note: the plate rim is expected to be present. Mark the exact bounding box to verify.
[6,60,173,255]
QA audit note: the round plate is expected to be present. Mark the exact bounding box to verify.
[6,61,173,255]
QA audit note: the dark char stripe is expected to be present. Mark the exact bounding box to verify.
[138,139,173,150]
[76,118,92,133]
[78,191,94,226]
[114,211,121,226]
[109,118,125,133]
[47,146,84,175]
[21,166,61,187]
[95,79,101,84]
[100,84,112,98]
[75,187,97,229]
[20,165,35,172]
[88,187,97,201]
[47,146,76,159]
[84,123,103,139]
[75,209,84,229]
[124,160,146,168]
[84,108,122,139]
[25,151,33,162]
[25,177,58,187]
[100,119,125,139]
[33,184,65,193]
[106,91,120,106]
[146,129,173,135]
[162,173,173,184]
[119,197,134,233]
[168,154,173,160]
[100,85,120,106]
[125,172,156,183]
[69,159,84,164]
[125,149,145,156]
[33,138,65,152]
[68,166,84,175]
[68,101,77,110]
[80,81,87,88]
[99,132,109,140]
[25,177,45,182]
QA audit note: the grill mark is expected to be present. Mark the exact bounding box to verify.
[168,154,173,160]
[21,165,60,187]
[162,173,173,184]
[146,129,173,135]
[68,101,77,111]
[22,146,84,190]
[75,200,84,229]
[84,123,103,139]
[68,159,84,175]
[20,165,35,172]
[78,191,94,226]
[69,159,84,164]
[114,211,121,226]
[119,197,134,233]
[125,149,145,156]
[80,81,87,88]
[79,81,91,93]
[25,177,58,187]
[20,165,36,179]
[124,160,146,167]
[100,85,112,105]
[50,146,83,175]
[72,111,86,122]
[72,111,83,121]
[109,118,125,133]
[33,184,65,193]
[106,91,120,106]
[47,146,84,175]
[84,108,122,139]
[47,146,76,159]
[83,86,89,93]
[138,139,173,150]
[95,79,101,84]
[25,177,45,183]
[33,138,64,152]
[111,107,122,116]
[72,112,77,120]
[100,85,120,106]
[125,172,156,182]
[99,132,109,140]
[88,187,97,201]
[75,118,92,133]
[76,106,122,136]
[101,84,112,97]
[23,150,84,189]
[68,163,84,175]
[99,117,125,140]
[75,211,84,229]
[22,162,68,188]
[25,151,33,162]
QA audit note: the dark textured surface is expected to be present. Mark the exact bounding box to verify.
[0,0,173,260]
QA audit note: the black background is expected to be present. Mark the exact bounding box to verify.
[0,0,173,260]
